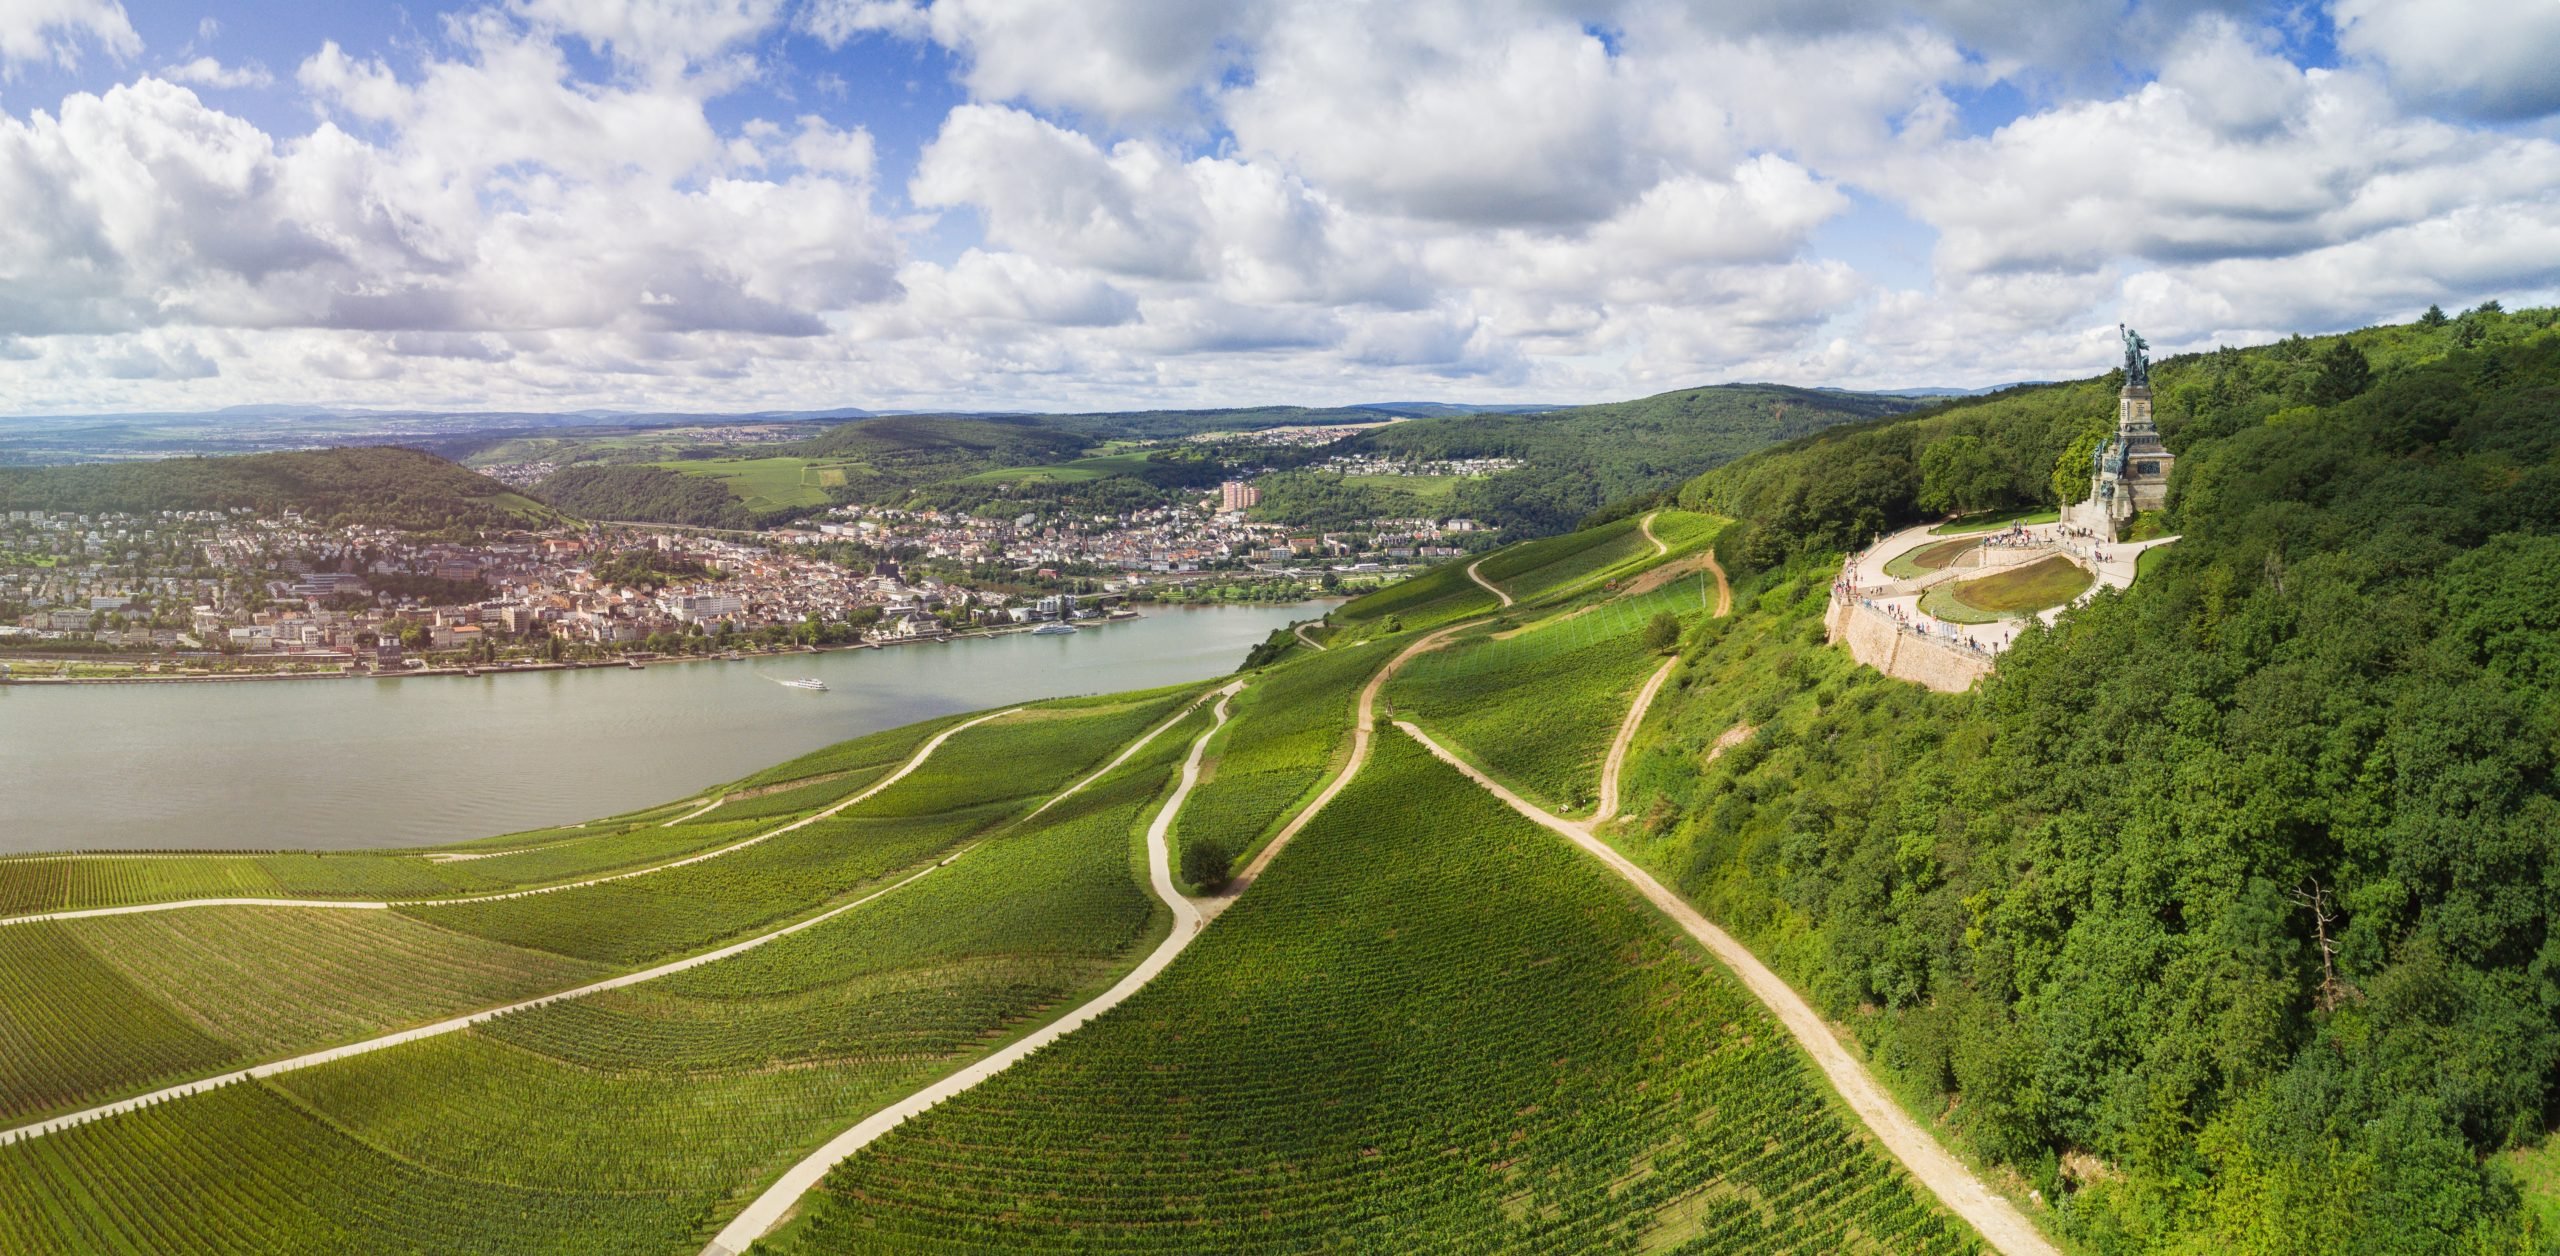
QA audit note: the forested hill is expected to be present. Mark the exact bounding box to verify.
[1347,383,1921,534]
[0,446,558,532]
[1634,303,2560,1246]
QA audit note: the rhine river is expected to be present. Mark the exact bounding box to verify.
[0,602,1328,854]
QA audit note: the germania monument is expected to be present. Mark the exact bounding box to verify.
[2063,325,2174,536]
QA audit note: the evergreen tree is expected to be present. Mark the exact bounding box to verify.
[2308,339,2372,405]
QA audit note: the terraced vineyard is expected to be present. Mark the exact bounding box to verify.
[0,703,1214,1253]
[770,734,1971,1253]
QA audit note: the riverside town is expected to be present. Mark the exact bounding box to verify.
[0,487,1481,679]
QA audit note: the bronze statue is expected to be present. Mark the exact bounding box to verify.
[2120,324,2150,389]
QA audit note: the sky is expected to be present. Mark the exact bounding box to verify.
[1,0,2557,416]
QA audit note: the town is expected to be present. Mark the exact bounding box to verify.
[0,483,1486,680]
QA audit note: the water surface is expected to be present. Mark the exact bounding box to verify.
[0,603,1324,853]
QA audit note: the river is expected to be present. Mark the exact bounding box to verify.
[0,602,1328,854]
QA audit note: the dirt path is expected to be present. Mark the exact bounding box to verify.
[1638,509,1669,557]
[1222,618,1479,899]
[702,680,1247,1256]
[1703,547,1732,616]
[1293,620,1329,651]
[0,699,1220,1149]
[1397,722,2053,1256]
[660,794,728,826]
[1466,556,1515,608]
[0,708,1022,928]
[1592,656,1678,825]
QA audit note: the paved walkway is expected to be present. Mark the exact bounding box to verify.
[1466,555,1515,608]
[1397,722,2056,1256]
[0,699,1216,1149]
[0,709,1020,928]
[702,680,1247,1256]
[1842,522,2179,657]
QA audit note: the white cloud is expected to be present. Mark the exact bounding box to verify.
[506,0,786,81]
[0,0,138,72]
[2334,0,2560,121]
[161,56,273,90]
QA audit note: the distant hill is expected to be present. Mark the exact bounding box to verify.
[1345,383,1924,534]
[0,447,558,532]
[534,464,757,530]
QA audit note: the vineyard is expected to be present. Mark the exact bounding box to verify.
[1330,553,1499,634]
[0,704,1212,1252]
[0,908,601,1124]
[404,692,1199,965]
[1385,577,1701,815]
[768,734,1972,1253]
[1169,638,1393,887]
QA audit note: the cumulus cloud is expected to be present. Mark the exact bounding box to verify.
[3,0,2557,410]
[2334,0,2560,121]
[160,56,273,90]
[0,0,138,72]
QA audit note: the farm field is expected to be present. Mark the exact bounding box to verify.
[1170,638,1393,887]
[768,734,1972,1254]
[651,457,853,511]
[955,450,1157,484]
[1919,554,2092,623]
[0,703,1212,1252]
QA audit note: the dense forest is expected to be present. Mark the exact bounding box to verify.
[1632,304,2560,1250]
[0,447,554,533]
[1353,383,1920,534]
[777,414,1092,499]
[534,464,757,529]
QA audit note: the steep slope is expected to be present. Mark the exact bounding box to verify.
[1621,307,2560,1250]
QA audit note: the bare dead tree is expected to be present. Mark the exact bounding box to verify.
[2290,877,2355,1012]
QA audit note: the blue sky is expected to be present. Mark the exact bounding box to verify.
[0,0,2554,414]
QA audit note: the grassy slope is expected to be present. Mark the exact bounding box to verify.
[772,734,1973,1254]
[0,446,558,532]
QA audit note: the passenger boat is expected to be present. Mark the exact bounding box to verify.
[779,676,829,691]
[1031,622,1079,636]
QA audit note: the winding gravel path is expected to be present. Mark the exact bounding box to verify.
[1223,618,1478,899]
[1293,620,1329,651]
[1397,720,2054,1256]
[1466,555,1515,608]
[1593,656,1678,825]
[0,709,1021,928]
[0,699,1214,1149]
[1638,509,1669,557]
[702,680,1248,1256]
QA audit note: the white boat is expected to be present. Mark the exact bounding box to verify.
[1031,622,1079,636]
[778,677,829,691]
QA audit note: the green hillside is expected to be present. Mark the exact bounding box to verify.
[0,447,557,532]
[1351,382,1922,533]
[1621,304,2560,1248]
